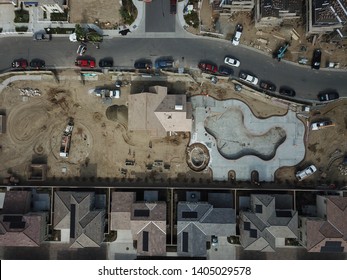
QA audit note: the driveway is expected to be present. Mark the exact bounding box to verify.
[145,0,175,32]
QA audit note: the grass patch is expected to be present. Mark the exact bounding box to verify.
[15,26,28,32]
[50,9,68,21]
[120,0,138,25]
[45,27,75,34]
[184,11,199,28]
[14,9,29,23]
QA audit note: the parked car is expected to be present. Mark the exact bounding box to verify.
[239,71,258,85]
[12,59,28,69]
[134,59,152,70]
[75,58,95,68]
[30,59,45,69]
[155,59,174,69]
[260,81,276,92]
[310,120,334,131]
[224,56,240,67]
[311,49,321,70]
[296,165,317,181]
[279,87,296,97]
[317,91,339,102]
[198,61,218,73]
[218,65,233,76]
[232,24,243,46]
[170,0,177,14]
[99,59,113,68]
[77,44,87,56]
[33,32,51,41]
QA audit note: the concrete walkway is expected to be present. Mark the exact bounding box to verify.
[190,96,306,181]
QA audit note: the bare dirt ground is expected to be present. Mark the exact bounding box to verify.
[0,72,193,185]
[69,0,122,29]
[276,100,347,187]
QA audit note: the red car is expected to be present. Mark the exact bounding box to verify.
[198,62,218,73]
[75,59,95,68]
[12,59,28,69]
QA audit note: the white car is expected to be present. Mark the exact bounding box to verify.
[239,72,258,85]
[224,56,240,67]
[232,24,243,46]
[296,165,317,181]
[310,120,334,131]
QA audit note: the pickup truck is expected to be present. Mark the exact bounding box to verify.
[34,33,52,41]
[310,120,334,130]
[296,165,317,181]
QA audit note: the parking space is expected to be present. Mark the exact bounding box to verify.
[145,0,175,32]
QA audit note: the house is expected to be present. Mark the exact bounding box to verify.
[111,191,167,257]
[53,191,106,248]
[177,201,236,257]
[298,195,347,252]
[0,190,48,247]
[128,86,192,137]
[212,0,255,13]
[306,0,347,39]
[255,0,303,27]
[239,194,298,251]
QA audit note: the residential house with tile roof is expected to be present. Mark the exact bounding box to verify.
[298,195,347,252]
[128,86,192,137]
[111,191,167,257]
[177,201,236,257]
[53,191,106,248]
[239,194,298,251]
[307,0,347,39]
[0,190,48,247]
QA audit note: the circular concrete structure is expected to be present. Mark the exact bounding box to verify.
[186,143,210,171]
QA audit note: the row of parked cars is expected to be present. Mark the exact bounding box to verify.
[12,59,45,69]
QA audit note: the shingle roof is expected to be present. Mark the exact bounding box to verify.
[1,191,31,214]
[177,201,236,256]
[240,194,298,251]
[53,191,105,248]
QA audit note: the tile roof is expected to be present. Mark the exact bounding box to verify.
[260,0,303,18]
[177,201,236,256]
[0,213,47,247]
[110,192,167,256]
[305,196,347,252]
[128,86,192,137]
[1,191,31,214]
[53,191,105,248]
[240,194,298,251]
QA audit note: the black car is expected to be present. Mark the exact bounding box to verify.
[317,91,339,101]
[30,59,45,69]
[311,49,321,70]
[218,65,233,76]
[260,81,276,92]
[99,59,113,68]
[279,87,296,97]
[134,59,152,70]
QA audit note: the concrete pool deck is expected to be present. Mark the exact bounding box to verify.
[189,96,306,181]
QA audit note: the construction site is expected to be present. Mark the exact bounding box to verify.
[0,70,346,187]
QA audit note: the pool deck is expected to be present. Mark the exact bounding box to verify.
[189,96,306,181]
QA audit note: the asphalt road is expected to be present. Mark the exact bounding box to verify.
[145,0,175,32]
[1,36,347,101]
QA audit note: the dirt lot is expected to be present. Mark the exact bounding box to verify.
[0,72,193,185]
[68,0,122,29]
